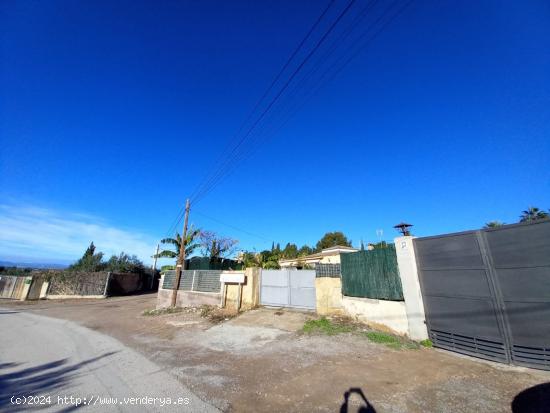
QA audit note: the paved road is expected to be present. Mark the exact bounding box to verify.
[0,308,219,412]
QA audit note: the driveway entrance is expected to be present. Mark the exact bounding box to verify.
[260,269,316,310]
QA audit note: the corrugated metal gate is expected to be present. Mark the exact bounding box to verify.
[260,269,316,310]
[415,220,550,370]
[163,270,222,293]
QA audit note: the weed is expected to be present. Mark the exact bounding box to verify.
[302,317,356,336]
[361,331,420,350]
[420,339,433,348]
[142,307,184,316]
[200,305,236,324]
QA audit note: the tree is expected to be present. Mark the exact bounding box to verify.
[485,221,504,228]
[153,227,201,261]
[360,240,365,251]
[69,242,105,271]
[258,249,280,269]
[199,231,238,258]
[315,231,352,251]
[241,251,260,268]
[282,243,299,259]
[105,252,145,274]
[519,207,549,223]
[371,241,388,249]
[298,245,314,257]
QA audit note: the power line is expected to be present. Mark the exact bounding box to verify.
[164,0,338,238]
[190,0,358,205]
[191,0,413,204]
[188,0,337,203]
[163,0,415,238]
[193,210,271,242]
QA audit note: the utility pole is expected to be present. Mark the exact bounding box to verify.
[150,243,159,290]
[152,243,160,272]
[171,199,190,307]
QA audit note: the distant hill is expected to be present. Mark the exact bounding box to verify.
[0,260,68,270]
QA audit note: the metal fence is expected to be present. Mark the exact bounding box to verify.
[315,263,341,278]
[163,270,222,293]
[415,219,550,370]
[340,245,404,301]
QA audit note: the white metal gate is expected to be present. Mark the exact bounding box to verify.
[260,269,316,310]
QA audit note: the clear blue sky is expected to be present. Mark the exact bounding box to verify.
[1,0,549,264]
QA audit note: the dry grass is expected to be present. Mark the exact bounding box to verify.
[199,305,237,324]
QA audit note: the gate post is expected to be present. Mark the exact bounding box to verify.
[394,236,429,340]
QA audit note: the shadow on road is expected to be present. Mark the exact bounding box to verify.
[0,352,117,412]
[511,382,550,413]
[340,387,377,413]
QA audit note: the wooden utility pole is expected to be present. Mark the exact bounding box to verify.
[152,243,160,271]
[150,243,160,289]
[171,199,190,307]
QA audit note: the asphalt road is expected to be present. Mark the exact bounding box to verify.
[0,308,219,412]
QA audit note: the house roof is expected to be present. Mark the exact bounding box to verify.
[321,245,357,251]
[279,245,358,264]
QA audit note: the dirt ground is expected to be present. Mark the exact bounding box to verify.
[3,294,549,413]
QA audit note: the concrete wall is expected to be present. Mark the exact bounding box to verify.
[394,236,429,340]
[315,277,343,315]
[224,268,260,311]
[157,288,219,308]
[341,296,409,336]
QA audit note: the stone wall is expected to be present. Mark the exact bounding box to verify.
[48,271,109,296]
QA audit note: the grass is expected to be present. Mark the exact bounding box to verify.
[142,307,184,316]
[302,317,356,336]
[302,317,427,350]
[420,339,433,348]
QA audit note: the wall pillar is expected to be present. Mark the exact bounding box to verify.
[39,281,50,299]
[394,236,429,340]
[20,276,34,301]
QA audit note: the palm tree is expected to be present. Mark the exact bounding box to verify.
[484,221,504,228]
[153,227,201,261]
[519,207,549,223]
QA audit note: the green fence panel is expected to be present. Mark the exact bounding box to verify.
[340,245,404,301]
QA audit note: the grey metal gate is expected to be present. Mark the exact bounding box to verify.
[415,220,550,370]
[260,269,316,310]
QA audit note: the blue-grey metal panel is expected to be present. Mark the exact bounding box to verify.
[260,269,316,309]
[415,232,484,269]
[260,270,290,307]
[289,270,316,309]
[415,231,509,364]
[485,221,550,369]
[416,220,550,370]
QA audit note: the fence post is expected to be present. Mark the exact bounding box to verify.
[394,236,429,341]
[103,272,111,297]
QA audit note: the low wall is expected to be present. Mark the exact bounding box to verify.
[225,268,260,311]
[157,288,219,308]
[315,277,343,315]
[341,296,409,336]
[156,268,260,310]
[48,271,109,296]
[107,273,148,296]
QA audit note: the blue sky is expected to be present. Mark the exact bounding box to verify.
[1,0,549,265]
